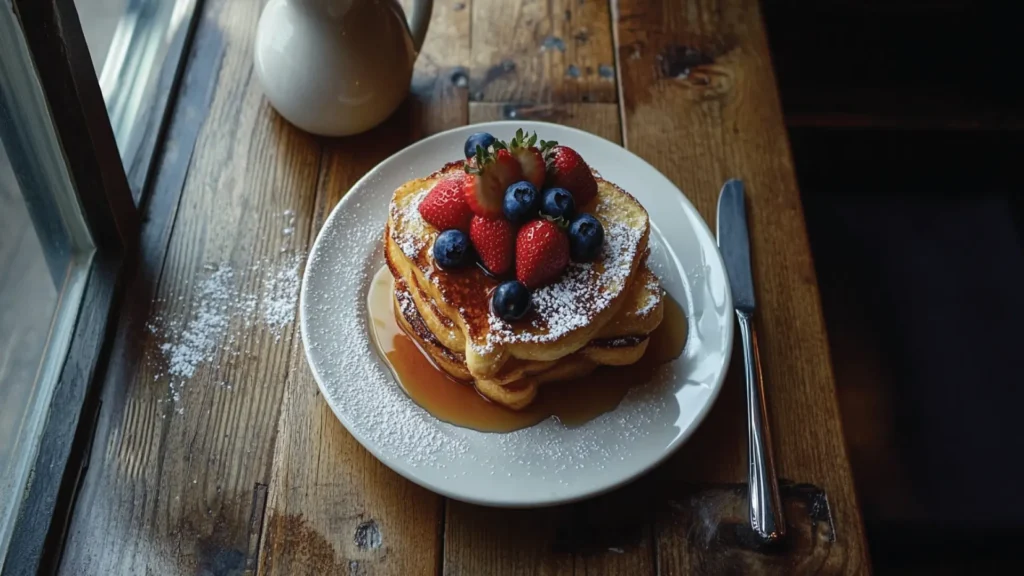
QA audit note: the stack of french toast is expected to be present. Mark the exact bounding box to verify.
[382,129,664,410]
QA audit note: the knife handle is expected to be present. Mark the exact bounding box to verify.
[736,309,786,542]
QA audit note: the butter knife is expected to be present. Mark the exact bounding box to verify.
[716,179,786,543]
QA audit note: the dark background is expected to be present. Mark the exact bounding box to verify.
[763,0,1023,572]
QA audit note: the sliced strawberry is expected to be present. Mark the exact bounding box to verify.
[515,148,546,189]
[462,171,503,217]
[515,219,570,289]
[463,145,523,217]
[418,174,473,231]
[504,128,551,189]
[546,145,598,207]
[491,148,524,191]
[470,215,515,275]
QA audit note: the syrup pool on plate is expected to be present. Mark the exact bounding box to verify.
[367,266,687,433]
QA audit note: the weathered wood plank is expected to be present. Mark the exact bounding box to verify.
[615,0,868,572]
[59,0,322,572]
[655,482,847,575]
[470,0,617,104]
[256,1,469,574]
[444,476,657,576]
[469,102,620,143]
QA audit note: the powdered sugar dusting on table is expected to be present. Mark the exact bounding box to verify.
[263,253,303,335]
[148,251,305,414]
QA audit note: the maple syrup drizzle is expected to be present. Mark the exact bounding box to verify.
[367,266,687,433]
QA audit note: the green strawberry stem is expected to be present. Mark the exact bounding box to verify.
[465,144,496,175]
[541,213,570,229]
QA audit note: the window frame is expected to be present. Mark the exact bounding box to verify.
[2,0,139,573]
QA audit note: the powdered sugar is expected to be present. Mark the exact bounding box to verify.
[302,206,470,466]
[157,263,233,381]
[636,264,664,318]
[484,221,642,348]
[149,253,305,414]
[282,209,296,236]
[262,253,303,336]
[390,185,432,259]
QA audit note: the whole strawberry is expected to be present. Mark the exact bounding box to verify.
[546,145,598,207]
[418,174,473,231]
[516,219,570,289]
[502,128,552,189]
[464,147,523,217]
[470,215,515,275]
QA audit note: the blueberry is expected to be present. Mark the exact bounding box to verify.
[568,213,604,262]
[464,132,496,159]
[433,229,471,268]
[491,280,532,321]
[540,187,574,220]
[502,181,540,224]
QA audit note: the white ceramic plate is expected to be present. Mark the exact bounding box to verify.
[301,121,733,507]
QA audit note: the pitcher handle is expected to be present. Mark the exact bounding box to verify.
[406,0,433,53]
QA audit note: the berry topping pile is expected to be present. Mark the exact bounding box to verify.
[423,128,604,322]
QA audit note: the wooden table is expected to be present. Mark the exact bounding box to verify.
[59,0,869,573]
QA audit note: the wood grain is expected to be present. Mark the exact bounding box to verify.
[615,0,868,572]
[469,102,620,143]
[59,0,322,572]
[470,0,617,103]
[443,481,658,576]
[655,482,847,575]
[256,2,468,574]
[55,0,872,574]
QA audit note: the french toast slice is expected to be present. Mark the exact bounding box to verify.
[386,164,650,380]
[387,241,663,365]
[391,268,659,379]
[393,281,472,381]
[393,277,617,410]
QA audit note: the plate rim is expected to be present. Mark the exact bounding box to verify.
[300,120,734,507]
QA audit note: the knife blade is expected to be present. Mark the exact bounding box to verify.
[716,179,755,313]
[715,178,786,543]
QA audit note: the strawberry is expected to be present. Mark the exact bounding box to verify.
[464,147,523,217]
[418,174,473,231]
[470,215,515,275]
[545,145,598,207]
[502,128,552,189]
[515,219,570,289]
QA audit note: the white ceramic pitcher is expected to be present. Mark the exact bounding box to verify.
[254,0,433,136]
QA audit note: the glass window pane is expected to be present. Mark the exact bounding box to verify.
[74,0,199,185]
[0,4,95,565]
[76,0,128,73]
